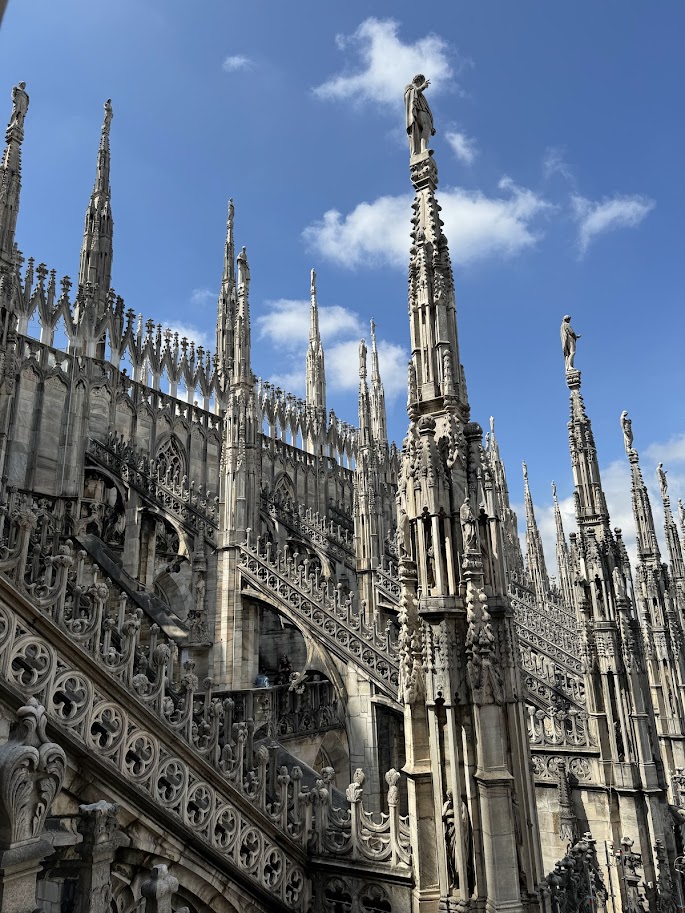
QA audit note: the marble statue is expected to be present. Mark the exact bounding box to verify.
[460,497,477,552]
[8,81,28,132]
[442,791,458,888]
[102,98,113,135]
[404,74,435,156]
[560,315,580,372]
[620,410,633,454]
[657,462,668,499]
[396,506,411,557]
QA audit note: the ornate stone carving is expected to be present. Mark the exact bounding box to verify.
[0,697,65,847]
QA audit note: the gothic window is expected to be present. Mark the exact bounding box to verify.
[274,473,295,507]
[323,879,353,913]
[360,884,392,913]
[156,435,186,484]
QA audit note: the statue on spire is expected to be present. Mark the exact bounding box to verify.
[657,462,668,499]
[102,98,113,137]
[560,315,580,372]
[620,410,634,454]
[404,74,435,157]
[7,82,28,135]
[359,338,367,378]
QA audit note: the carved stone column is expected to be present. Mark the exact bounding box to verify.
[141,864,189,913]
[77,801,130,913]
[0,698,66,913]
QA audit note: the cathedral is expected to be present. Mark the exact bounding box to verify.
[0,72,684,913]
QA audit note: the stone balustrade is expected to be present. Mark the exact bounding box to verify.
[0,491,411,912]
[88,435,219,541]
[264,493,354,564]
[239,531,399,698]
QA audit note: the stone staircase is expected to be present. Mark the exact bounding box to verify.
[238,532,399,700]
[0,490,411,912]
[87,435,219,543]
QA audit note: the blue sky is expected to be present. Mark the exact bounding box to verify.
[1,1,684,565]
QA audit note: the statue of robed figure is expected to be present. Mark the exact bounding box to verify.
[405,74,435,156]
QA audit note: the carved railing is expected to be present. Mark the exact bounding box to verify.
[512,592,583,675]
[527,705,594,750]
[520,648,587,717]
[264,495,354,564]
[220,679,345,741]
[87,435,219,541]
[238,532,399,698]
[0,492,411,909]
[376,558,401,604]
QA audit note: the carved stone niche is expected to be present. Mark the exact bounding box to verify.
[0,697,66,913]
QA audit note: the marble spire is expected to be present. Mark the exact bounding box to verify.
[405,92,467,422]
[398,75,543,911]
[78,99,114,314]
[305,268,326,413]
[0,82,29,273]
[233,245,251,387]
[522,461,550,603]
[357,338,371,446]
[216,199,237,386]
[552,481,574,610]
[622,411,661,567]
[369,319,387,450]
[564,333,610,539]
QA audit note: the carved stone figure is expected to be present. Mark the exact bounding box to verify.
[560,315,580,372]
[442,790,458,888]
[396,506,411,557]
[102,97,113,136]
[7,81,28,133]
[460,496,477,552]
[404,74,435,156]
[620,410,633,453]
[657,462,668,499]
[461,799,476,897]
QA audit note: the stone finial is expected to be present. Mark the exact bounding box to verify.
[78,800,124,849]
[141,864,188,913]
[0,697,66,848]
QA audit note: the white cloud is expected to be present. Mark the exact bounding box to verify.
[266,371,305,396]
[256,297,408,402]
[645,433,685,467]
[445,130,477,165]
[256,299,364,348]
[326,338,409,399]
[190,287,215,306]
[303,178,551,269]
[571,193,655,256]
[167,323,213,352]
[222,55,252,73]
[542,147,574,184]
[313,18,455,107]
